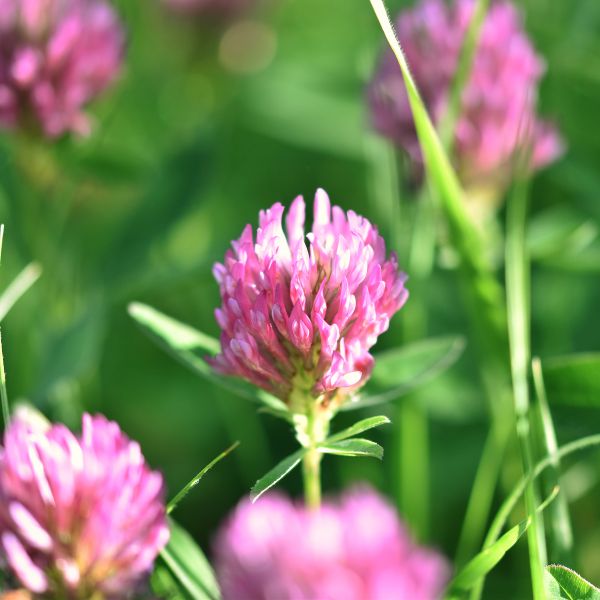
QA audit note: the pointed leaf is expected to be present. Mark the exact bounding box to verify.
[447,518,531,594]
[325,415,390,444]
[128,303,290,419]
[343,336,465,410]
[318,438,384,460]
[250,448,306,503]
[0,262,41,322]
[156,518,221,600]
[546,565,600,600]
[168,442,239,515]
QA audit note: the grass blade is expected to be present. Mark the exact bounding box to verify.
[167,442,239,515]
[367,0,506,352]
[0,262,41,323]
[532,357,574,563]
[471,434,600,600]
[505,168,547,598]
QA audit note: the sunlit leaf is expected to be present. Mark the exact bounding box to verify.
[128,303,290,419]
[545,565,600,600]
[343,336,465,410]
[250,448,306,503]
[318,438,384,460]
[0,262,41,323]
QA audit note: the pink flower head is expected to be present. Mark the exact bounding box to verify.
[210,189,408,410]
[0,413,169,597]
[214,486,450,600]
[0,0,125,138]
[368,0,563,190]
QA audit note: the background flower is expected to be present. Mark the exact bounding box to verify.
[0,413,169,597]
[368,0,563,192]
[0,0,124,137]
[214,486,450,600]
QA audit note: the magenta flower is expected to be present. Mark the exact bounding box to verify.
[368,0,563,192]
[0,0,124,138]
[214,486,450,600]
[0,413,169,597]
[211,189,408,411]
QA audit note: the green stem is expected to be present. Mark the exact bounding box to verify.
[303,447,322,510]
[302,406,323,510]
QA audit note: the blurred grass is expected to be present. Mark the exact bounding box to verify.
[0,0,597,597]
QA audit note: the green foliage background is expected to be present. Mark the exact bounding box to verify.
[0,1,599,598]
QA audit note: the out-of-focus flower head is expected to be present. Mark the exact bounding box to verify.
[214,486,450,600]
[368,0,563,194]
[210,189,408,413]
[161,0,256,18]
[0,0,125,138]
[0,413,169,597]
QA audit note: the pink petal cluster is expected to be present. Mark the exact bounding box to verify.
[368,0,563,188]
[214,487,450,600]
[0,0,124,138]
[211,189,408,408]
[0,413,169,597]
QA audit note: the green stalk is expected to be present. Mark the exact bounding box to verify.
[397,187,436,539]
[302,403,324,510]
[505,173,547,599]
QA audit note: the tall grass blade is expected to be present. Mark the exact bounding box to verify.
[471,433,600,600]
[367,0,506,352]
[532,357,574,563]
[505,164,547,598]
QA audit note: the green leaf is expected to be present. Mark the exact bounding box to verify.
[318,438,384,460]
[545,565,600,600]
[168,442,239,515]
[447,518,531,595]
[542,354,600,407]
[250,448,306,503]
[128,303,290,419]
[156,518,221,600]
[0,262,41,322]
[325,415,390,444]
[527,207,597,262]
[343,336,465,410]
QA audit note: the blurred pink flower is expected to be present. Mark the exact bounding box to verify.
[0,0,124,138]
[0,413,169,597]
[214,486,450,600]
[211,189,408,409]
[368,0,563,190]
